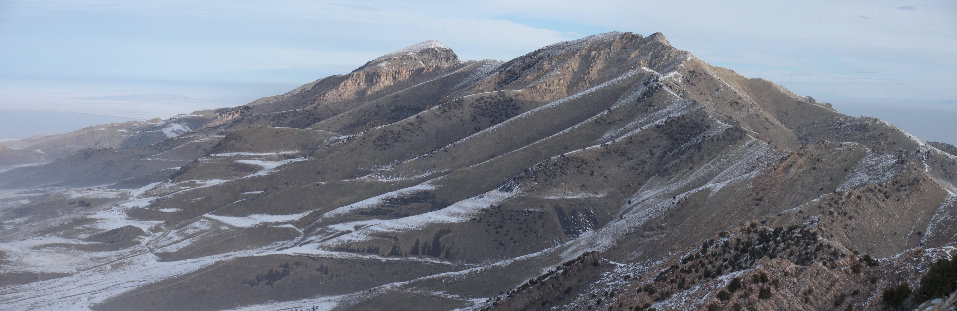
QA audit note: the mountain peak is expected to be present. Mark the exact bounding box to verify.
[355,40,458,72]
[646,31,671,45]
[389,40,449,55]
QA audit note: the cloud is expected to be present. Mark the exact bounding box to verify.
[897,5,917,10]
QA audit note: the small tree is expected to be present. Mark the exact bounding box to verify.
[882,283,911,308]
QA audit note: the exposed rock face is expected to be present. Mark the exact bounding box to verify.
[0,32,953,311]
[478,32,688,102]
[229,40,465,131]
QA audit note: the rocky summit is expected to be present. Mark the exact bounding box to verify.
[0,32,955,310]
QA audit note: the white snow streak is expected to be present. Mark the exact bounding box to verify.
[236,158,307,177]
[837,151,898,192]
[160,122,190,138]
[210,150,300,157]
[921,193,957,244]
[205,211,312,228]
[320,189,517,245]
[322,180,437,218]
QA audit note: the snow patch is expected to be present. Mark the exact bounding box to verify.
[117,182,163,209]
[65,187,125,199]
[154,219,215,252]
[385,40,448,57]
[600,99,692,142]
[837,152,898,192]
[455,60,504,89]
[205,211,312,228]
[323,180,437,218]
[226,296,341,311]
[210,150,300,157]
[189,179,230,188]
[89,207,163,232]
[653,270,747,310]
[536,192,607,200]
[566,257,663,309]
[160,122,190,138]
[0,237,98,273]
[235,157,307,177]
[701,65,758,106]
[922,193,957,244]
[0,248,263,310]
[320,188,518,245]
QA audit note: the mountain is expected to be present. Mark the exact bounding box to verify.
[0,32,955,310]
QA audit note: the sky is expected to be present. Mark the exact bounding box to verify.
[1,0,955,144]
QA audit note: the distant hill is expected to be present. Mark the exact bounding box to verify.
[0,110,132,141]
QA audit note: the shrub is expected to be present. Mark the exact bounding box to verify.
[882,283,911,307]
[717,290,732,301]
[728,277,742,292]
[851,262,863,274]
[759,287,772,299]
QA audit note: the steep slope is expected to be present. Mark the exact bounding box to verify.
[0,32,953,311]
